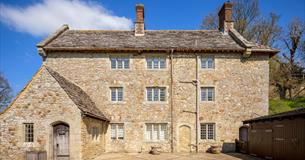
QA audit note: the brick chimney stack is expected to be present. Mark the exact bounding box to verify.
[135,4,145,36]
[218,1,234,33]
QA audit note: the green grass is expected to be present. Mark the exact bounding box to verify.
[269,97,305,115]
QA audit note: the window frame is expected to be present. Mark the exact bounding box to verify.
[146,57,167,70]
[110,57,130,69]
[145,123,168,142]
[200,56,215,69]
[110,123,124,140]
[201,87,215,102]
[146,87,166,102]
[200,123,216,140]
[110,87,124,102]
[24,123,34,143]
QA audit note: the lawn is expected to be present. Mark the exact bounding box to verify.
[269,97,305,114]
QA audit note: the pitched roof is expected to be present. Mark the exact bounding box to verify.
[46,66,109,121]
[243,108,305,124]
[43,30,244,51]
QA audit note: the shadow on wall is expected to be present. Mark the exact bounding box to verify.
[221,142,236,153]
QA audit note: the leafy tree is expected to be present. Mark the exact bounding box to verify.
[0,72,13,111]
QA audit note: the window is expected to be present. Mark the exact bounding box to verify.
[24,123,34,142]
[146,57,166,69]
[201,123,215,140]
[111,87,123,101]
[110,123,124,140]
[146,87,166,102]
[201,87,215,101]
[201,56,214,69]
[111,57,129,69]
[145,123,167,141]
[91,127,99,141]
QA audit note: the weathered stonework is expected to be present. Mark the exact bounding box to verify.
[44,52,269,153]
[0,67,107,160]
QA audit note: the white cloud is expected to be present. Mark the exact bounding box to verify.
[0,0,133,36]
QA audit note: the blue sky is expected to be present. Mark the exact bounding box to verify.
[0,0,305,96]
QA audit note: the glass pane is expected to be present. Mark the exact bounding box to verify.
[118,124,124,139]
[146,124,152,140]
[159,58,166,69]
[117,59,123,68]
[147,88,152,101]
[111,88,117,101]
[201,88,207,101]
[111,58,117,69]
[153,124,159,140]
[153,88,159,101]
[207,58,214,68]
[208,124,214,139]
[201,58,207,68]
[111,124,116,139]
[160,88,166,101]
[147,59,153,69]
[201,124,207,139]
[160,124,167,140]
[153,58,159,69]
[118,88,123,101]
[208,88,214,101]
[124,58,129,69]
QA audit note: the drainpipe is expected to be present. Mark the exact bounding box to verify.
[195,54,200,153]
[170,49,174,153]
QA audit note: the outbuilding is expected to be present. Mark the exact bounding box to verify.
[242,108,305,160]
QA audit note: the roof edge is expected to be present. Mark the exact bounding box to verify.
[37,24,69,48]
[0,65,44,115]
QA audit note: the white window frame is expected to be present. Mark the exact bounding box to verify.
[146,57,166,69]
[145,123,168,141]
[110,87,124,102]
[201,56,215,69]
[110,123,124,140]
[110,57,130,69]
[91,127,100,141]
[24,123,34,142]
[200,123,216,140]
[146,87,166,102]
[201,87,215,101]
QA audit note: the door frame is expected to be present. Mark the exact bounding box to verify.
[177,124,192,152]
[51,121,70,160]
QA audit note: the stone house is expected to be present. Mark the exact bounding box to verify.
[0,2,278,160]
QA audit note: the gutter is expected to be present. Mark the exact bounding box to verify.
[195,54,200,153]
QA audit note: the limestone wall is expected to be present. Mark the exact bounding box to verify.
[43,52,269,153]
[0,67,83,160]
[81,116,108,160]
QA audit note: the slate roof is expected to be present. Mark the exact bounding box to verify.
[243,108,305,124]
[46,66,109,121]
[43,30,245,51]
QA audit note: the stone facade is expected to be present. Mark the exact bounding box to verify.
[0,67,107,160]
[44,52,269,153]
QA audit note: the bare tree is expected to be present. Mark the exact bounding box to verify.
[271,18,305,99]
[201,0,281,47]
[0,72,12,111]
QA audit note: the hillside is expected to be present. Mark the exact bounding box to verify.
[269,97,305,114]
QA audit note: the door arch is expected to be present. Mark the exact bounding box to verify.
[178,125,191,152]
[53,123,69,160]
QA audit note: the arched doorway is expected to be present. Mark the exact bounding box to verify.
[53,123,69,160]
[178,125,191,152]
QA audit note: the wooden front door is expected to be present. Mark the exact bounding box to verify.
[178,125,191,152]
[53,124,69,160]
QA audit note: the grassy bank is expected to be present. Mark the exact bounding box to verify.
[269,97,305,114]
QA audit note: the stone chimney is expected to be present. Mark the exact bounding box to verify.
[218,1,234,33]
[135,4,145,36]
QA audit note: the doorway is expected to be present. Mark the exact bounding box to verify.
[178,125,191,152]
[53,123,69,160]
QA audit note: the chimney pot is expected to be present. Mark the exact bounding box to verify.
[218,2,234,33]
[135,4,145,36]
